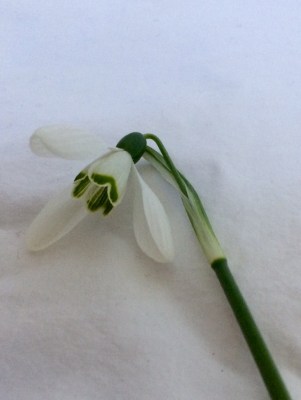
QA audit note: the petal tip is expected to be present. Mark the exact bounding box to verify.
[25,226,51,252]
[30,125,108,160]
[132,168,175,263]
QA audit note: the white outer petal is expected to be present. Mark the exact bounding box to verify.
[88,149,132,205]
[30,125,108,160]
[26,187,88,251]
[132,167,174,263]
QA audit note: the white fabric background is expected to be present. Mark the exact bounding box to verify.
[1,1,301,399]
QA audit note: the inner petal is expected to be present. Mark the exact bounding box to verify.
[88,149,132,205]
[90,174,118,203]
[87,187,109,212]
[73,175,90,198]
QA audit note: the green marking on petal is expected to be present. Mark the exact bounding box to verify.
[86,186,115,215]
[74,171,87,181]
[87,187,108,212]
[102,200,114,215]
[90,173,118,203]
[73,176,90,198]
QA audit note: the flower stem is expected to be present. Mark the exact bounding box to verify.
[143,142,225,262]
[144,134,188,196]
[143,137,292,399]
[212,258,292,400]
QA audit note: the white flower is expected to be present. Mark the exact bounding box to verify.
[26,126,174,263]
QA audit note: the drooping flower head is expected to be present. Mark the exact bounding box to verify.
[26,126,174,263]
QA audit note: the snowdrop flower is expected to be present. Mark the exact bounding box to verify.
[26,126,174,263]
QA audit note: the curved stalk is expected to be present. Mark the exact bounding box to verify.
[144,134,188,196]
[143,137,292,400]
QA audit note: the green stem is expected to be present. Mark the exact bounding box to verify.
[143,139,292,399]
[212,259,291,400]
[144,134,188,196]
[143,144,225,262]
